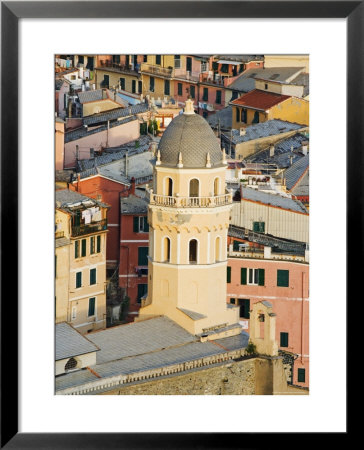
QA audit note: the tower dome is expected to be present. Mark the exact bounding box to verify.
[158,100,223,168]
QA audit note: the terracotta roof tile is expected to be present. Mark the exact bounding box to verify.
[231,89,291,111]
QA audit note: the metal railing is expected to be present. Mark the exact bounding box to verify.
[96,60,140,74]
[72,219,108,237]
[140,63,173,78]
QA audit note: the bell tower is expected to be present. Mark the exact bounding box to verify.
[138,99,241,340]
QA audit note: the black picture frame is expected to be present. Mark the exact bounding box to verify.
[1,1,357,447]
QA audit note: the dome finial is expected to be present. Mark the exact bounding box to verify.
[222,148,227,165]
[183,98,195,115]
[206,152,211,168]
[156,149,161,166]
[177,151,184,168]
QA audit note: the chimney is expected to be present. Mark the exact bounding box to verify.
[269,144,275,157]
[92,84,96,90]
[289,155,293,166]
[130,176,136,195]
[302,142,308,156]
[239,127,246,136]
[81,84,85,92]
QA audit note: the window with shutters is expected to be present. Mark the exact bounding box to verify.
[149,76,155,92]
[277,270,289,287]
[156,55,161,65]
[138,247,149,266]
[132,80,136,93]
[241,268,264,286]
[178,83,182,96]
[241,108,247,123]
[133,216,149,233]
[236,107,240,123]
[138,80,142,94]
[203,87,208,101]
[164,79,170,95]
[88,297,96,317]
[81,239,87,257]
[90,236,95,255]
[252,111,260,124]
[143,55,148,62]
[190,85,195,99]
[227,266,231,283]
[137,284,148,304]
[253,221,265,233]
[120,77,125,90]
[280,332,289,347]
[216,90,222,104]
[97,235,101,253]
[76,271,82,289]
[75,240,80,259]
[90,268,97,285]
[297,368,305,383]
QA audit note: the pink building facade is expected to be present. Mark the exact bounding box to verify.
[226,255,309,388]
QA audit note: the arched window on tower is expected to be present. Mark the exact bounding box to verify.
[163,237,171,262]
[189,178,199,198]
[215,236,221,262]
[189,239,198,264]
[165,177,173,197]
[214,177,220,196]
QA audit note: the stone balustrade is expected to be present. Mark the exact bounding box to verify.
[147,188,232,208]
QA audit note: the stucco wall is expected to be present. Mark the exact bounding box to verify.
[64,119,140,168]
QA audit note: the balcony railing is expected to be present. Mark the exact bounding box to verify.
[96,60,140,74]
[55,231,65,239]
[147,190,232,208]
[140,63,173,78]
[72,219,107,237]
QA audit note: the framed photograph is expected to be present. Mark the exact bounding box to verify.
[1,0,357,447]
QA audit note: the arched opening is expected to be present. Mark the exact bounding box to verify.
[215,236,221,262]
[163,237,171,262]
[189,239,198,263]
[65,357,78,372]
[214,177,220,196]
[252,111,260,124]
[189,178,199,197]
[165,177,173,197]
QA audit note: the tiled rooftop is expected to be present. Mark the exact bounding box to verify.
[55,189,109,210]
[77,89,105,104]
[55,316,249,393]
[247,133,309,168]
[83,103,149,126]
[222,120,304,145]
[285,154,309,190]
[231,89,290,110]
[120,194,148,214]
[56,323,99,361]
[241,186,308,214]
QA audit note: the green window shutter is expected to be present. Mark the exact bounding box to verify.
[227,266,231,283]
[90,268,96,285]
[280,332,289,347]
[258,269,265,286]
[76,272,82,288]
[144,217,149,232]
[97,235,101,253]
[297,368,305,383]
[277,269,289,287]
[236,107,240,122]
[133,216,139,232]
[190,85,195,99]
[137,284,148,304]
[81,239,86,257]
[75,240,79,258]
[178,83,182,96]
[90,236,95,254]
[216,90,221,104]
[88,297,95,316]
[138,247,149,266]
[233,240,240,251]
[240,268,247,285]
[164,80,170,95]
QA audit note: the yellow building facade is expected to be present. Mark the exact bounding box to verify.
[138,100,241,339]
[55,190,109,334]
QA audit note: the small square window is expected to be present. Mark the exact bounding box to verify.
[280,332,289,347]
[277,270,289,287]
